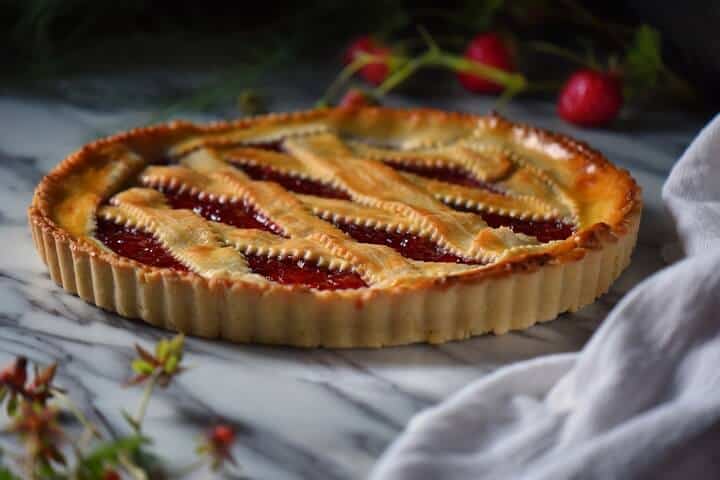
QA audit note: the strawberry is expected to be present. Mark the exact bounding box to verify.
[339,88,378,108]
[557,69,623,127]
[344,36,391,86]
[457,33,514,94]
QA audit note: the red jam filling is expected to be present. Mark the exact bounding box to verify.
[449,204,573,243]
[159,187,284,235]
[479,212,573,243]
[234,164,351,200]
[384,161,503,193]
[103,157,572,288]
[95,217,189,271]
[243,140,286,152]
[333,221,482,264]
[246,255,367,290]
[95,218,365,289]
[380,162,573,242]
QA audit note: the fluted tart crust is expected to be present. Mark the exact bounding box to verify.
[29,107,641,347]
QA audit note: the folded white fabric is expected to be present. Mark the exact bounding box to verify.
[371,115,720,480]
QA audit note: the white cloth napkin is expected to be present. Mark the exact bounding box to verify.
[371,115,720,480]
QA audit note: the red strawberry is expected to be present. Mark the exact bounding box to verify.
[457,33,514,94]
[557,69,623,127]
[339,89,378,108]
[344,36,391,86]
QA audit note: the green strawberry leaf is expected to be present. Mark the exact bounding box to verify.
[624,24,663,97]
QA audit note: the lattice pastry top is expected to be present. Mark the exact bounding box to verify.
[31,107,639,295]
[29,107,642,346]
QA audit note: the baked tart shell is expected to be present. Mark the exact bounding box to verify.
[29,108,641,348]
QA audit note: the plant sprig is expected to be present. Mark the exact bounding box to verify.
[0,334,240,479]
[318,27,528,108]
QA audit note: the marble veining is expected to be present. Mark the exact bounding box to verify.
[0,90,706,479]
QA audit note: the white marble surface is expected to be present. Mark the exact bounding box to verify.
[0,89,707,479]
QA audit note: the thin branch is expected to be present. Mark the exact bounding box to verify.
[132,372,159,433]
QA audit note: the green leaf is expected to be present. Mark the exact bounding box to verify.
[624,24,663,96]
[168,333,185,356]
[75,435,148,477]
[155,339,170,360]
[0,465,22,480]
[131,359,154,376]
[164,355,178,375]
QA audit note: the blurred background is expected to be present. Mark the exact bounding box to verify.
[1,0,718,118]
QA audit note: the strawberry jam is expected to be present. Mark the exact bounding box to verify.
[246,255,367,290]
[445,204,573,243]
[235,164,351,200]
[244,140,286,152]
[101,158,571,289]
[95,217,365,289]
[380,163,573,242]
[384,161,503,193]
[333,221,482,264]
[479,212,573,243]
[159,188,284,235]
[95,217,189,271]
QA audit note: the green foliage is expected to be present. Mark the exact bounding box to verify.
[75,435,147,478]
[0,334,207,478]
[0,463,21,480]
[624,24,663,97]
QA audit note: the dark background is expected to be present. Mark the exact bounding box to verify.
[2,0,718,107]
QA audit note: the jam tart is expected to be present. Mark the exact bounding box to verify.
[29,107,641,347]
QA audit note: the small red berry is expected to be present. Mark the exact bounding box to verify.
[210,424,235,447]
[457,33,514,94]
[339,89,377,108]
[557,69,623,127]
[103,470,121,480]
[344,36,391,86]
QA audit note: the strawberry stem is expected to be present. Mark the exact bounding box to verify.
[321,28,528,106]
[372,48,527,100]
[374,52,428,95]
[52,389,103,446]
[133,372,159,432]
[417,25,440,53]
[436,52,528,91]
[317,54,387,107]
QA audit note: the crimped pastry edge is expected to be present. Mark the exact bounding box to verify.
[30,208,639,348]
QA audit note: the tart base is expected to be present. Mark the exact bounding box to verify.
[30,210,640,348]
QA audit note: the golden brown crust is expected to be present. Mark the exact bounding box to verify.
[28,107,642,347]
